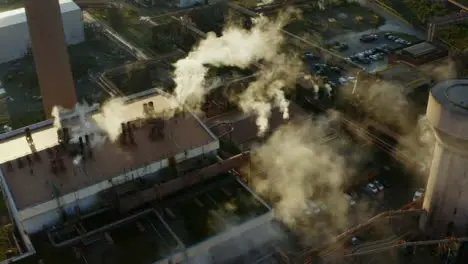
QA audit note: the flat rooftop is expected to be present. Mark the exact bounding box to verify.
[376,62,430,93]
[0,93,216,210]
[208,103,307,150]
[402,42,438,58]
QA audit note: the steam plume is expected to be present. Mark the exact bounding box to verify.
[246,115,367,244]
[173,9,303,135]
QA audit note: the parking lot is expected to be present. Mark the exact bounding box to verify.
[327,31,421,72]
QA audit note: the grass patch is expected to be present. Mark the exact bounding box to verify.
[0,1,23,12]
[377,0,468,50]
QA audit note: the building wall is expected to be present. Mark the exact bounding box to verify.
[0,22,30,64]
[0,8,85,64]
[423,80,468,238]
[17,140,219,234]
[154,211,275,264]
[388,48,448,66]
[61,9,85,45]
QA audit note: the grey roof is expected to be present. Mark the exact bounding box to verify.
[402,42,438,58]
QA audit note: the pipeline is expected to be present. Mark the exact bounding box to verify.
[299,209,424,261]
[344,236,468,257]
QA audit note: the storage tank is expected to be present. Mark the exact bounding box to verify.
[423,79,468,238]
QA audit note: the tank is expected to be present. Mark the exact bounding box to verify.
[423,79,468,238]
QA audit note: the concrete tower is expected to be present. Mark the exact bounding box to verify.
[24,0,77,118]
[423,79,468,238]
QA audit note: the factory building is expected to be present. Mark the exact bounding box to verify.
[0,89,281,264]
[0,90,219,234]
[0,0,85,65]
[423,79,468,238]
[388,41,448,66]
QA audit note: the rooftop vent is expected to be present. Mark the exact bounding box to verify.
[57,158,66,172]
[147,101,155,115]
[17,158,24,169]
[57,127,70,145]
[6,162,13,172]
[120,122,127,145]
[25,128,33,145]
[50,160,58,175]
[33,151,41,162]
[127,121,135,145]
[143,103,149,117]
[46,148,54,159]
[149,119,165,141]
[84,134,90,146]
[26,155,33,166]
[78,137,85,157]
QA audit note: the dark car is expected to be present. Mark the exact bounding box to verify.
[358,57,371,64]
[360,34,378,42]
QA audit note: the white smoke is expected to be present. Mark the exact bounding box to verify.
[246,114,366,243]
[50,98,132,147]
[173,9,303,135]
[97,97,128,142]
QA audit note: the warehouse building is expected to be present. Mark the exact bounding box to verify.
[388,41,448,66]
[0,0,85,64]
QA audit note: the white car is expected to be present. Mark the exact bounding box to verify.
[373,180,385,191]
[366,183,379,194]
[338,77,348,84]
[413,189,425,202]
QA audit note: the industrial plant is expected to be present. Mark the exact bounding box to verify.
[0,0,467,264]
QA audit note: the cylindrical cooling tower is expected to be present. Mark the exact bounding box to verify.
[24,0,77,118]
[423,79,468,238]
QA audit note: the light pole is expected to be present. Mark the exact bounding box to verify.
[352,70,363,95]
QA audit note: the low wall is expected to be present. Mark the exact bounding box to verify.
[154,211,275,264]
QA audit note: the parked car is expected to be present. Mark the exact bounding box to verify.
[358,57,371,64]
[373,180,385,191]
[360,34,378,42]
[351,236,361,246]
[366,183,379,194]
[338,77,348,85]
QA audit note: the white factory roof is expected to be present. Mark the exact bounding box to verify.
[0,0,80,29]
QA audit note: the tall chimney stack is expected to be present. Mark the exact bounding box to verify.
[24,0,77,118]
[423,79,468,238]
